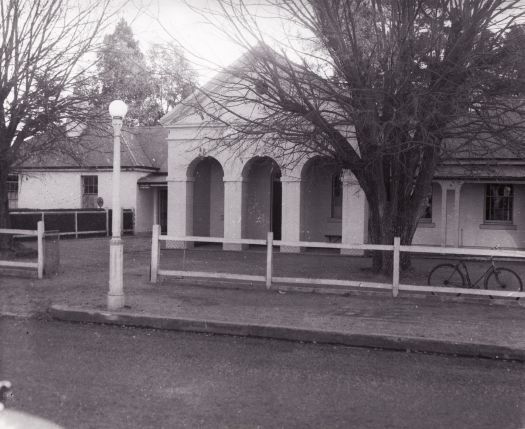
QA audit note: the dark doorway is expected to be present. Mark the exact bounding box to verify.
[159,188,168,234]
[271,179,282,240]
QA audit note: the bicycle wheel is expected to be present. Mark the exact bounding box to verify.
[484,268,523,299]
[427,263,465,295]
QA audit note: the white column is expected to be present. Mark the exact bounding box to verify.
[452,182,463,247]
[166,177,194,249]
[440,182,448,247]
[223,179,244,251]
[280,176,301,253]
[152,187,159,226]
[341,170,367,255]
[439,181,463,247]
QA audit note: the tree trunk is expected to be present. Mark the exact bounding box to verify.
[366,195,421,276]
[0,164,12,251]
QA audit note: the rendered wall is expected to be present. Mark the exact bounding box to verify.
[17,170,153,232]
[193,163,211,236]
[413,184,442,245]
[135,188,155,233]
[412,183,525,249]
[459,183,525,249]
[209,165,224,237]
[192,158,224,237]
[243,162,273,239]
[300,162,342,242]
[18,172,81,209]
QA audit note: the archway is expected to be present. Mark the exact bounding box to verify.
[188,157,224,238]
[242,157,282,240]
[300,157,342,242]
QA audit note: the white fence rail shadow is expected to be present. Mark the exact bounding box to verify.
[0,221,44,279]
[150,225,525,300]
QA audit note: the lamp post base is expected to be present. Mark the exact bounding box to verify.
[108,238,124,310]
[107,293,125,310]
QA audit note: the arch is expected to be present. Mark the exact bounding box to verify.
[300,156,343,242]
[242,156,282,240]
[190,157,224,238]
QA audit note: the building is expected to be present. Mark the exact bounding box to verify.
[160,50,525,251]
[10,125,168,234]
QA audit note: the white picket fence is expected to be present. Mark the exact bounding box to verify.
[150,224,525,299]
[0,221,44,279]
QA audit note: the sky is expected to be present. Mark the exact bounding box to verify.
[115,0,271,83]
[110,0,525,84]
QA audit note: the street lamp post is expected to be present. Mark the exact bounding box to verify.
[108,100,127,310]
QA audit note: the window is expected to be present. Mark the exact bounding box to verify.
[421,195,432,221]
[331,173,342,219]
[81,175,98,208]
[7,174,18,209]
[485,184,513,223]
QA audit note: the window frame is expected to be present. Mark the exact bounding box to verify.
[7,174,18,209]
[419,194,433,223]
[81,175,98,195]
[484,183,514,224]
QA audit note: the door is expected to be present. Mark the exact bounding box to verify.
[159,188,168,234]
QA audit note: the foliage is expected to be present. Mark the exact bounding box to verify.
[95,19,197,126]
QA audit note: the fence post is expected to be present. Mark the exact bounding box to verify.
[150,224,160,283]
[266,231,273,289]
[37,221,44,279]
[392,236,400,297]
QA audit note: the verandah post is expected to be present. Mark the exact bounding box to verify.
[37,221,44,279]
[151,224,160,283]
[392,236,400,297]
[266,231,273,289]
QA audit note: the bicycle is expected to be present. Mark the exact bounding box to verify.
[427,257,523,298]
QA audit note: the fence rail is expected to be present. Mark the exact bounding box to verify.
[0,221,43,278]
[150,226,525,300]
[9,209,134,237]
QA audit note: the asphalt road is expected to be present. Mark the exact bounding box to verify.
[0,317,524,429]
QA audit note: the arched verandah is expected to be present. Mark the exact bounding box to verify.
[188,156,224,238]
[242,156,282,240]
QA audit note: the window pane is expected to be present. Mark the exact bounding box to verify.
[485,184,513,222]
[82,176,98,195]
[7,175,18,209]
[422,195,432,219]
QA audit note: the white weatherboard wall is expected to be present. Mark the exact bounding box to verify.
[18,172,82,208]
[17,170,155,233]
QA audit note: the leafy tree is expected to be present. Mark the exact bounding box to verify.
[96,18,153,125]
[0,0,111,250]
[190,0,525,272]
[95,20,197,125]
[147,42,197,116]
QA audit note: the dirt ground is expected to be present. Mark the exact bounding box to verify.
[1,235,524,317]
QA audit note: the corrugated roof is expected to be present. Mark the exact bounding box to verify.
[19,124,168,171]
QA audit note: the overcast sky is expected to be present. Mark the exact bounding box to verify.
[112,0,296,83]
[115,0,250,82]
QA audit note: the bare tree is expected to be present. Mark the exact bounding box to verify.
[186,0,525,272]
[0,0,112,249]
